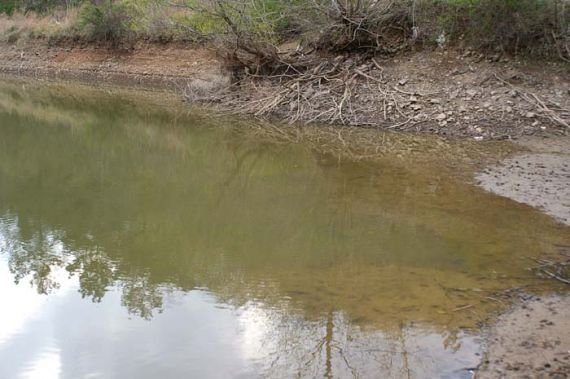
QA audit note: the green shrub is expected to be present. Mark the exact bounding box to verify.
[2,0,568,61]
[78,0,136,41]
[422,0,569,56]
[0,0,17,15]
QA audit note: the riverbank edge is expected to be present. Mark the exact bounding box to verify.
[0,40,569,139]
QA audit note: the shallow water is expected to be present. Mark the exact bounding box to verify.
[0,78,568,379]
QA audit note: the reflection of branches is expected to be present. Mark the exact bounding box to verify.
[120,276,165,320]
[6,226,66,295]
[66,248,116,303]
[325,310,333,378]
[264,310,459,378]
[283,311,359,378]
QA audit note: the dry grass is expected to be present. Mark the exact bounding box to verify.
[0,8,79,43]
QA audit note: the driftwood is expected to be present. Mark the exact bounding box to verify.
[528,256,570,285]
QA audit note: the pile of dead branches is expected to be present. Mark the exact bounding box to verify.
[308,0,414,53]
[199,55,424,128]
[185,51,569,137]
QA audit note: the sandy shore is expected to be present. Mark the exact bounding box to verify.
[477,136,570,226]
[478,295,570,378]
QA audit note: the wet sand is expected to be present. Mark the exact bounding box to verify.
[478,295,570,378]
[476,136,570,377]
[477,136,570,226]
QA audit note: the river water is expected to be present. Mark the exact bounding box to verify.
[0,78,568,379]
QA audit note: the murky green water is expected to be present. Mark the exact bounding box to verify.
[0,78,568,379]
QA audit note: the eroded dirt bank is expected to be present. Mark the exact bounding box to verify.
[0,41,229,91]
[0,40,569,139]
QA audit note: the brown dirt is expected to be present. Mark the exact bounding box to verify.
[477,295,570,379]
[0,40,229,90]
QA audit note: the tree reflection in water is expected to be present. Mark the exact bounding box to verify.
[0,78,568,378]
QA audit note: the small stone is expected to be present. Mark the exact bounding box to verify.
[436,113,447,121]
[505,106,513,113]
[449,90,460,100]
[466,89,479,97]
[430,98,441,104]
[510,90,518,98]
[409,96,418,103]
[474,136,484,141]
[483,102,492,108]
[399,79,408,86]
[411,104,422,111]
[525,112,536,118]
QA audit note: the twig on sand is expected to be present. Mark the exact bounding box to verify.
[454,304,474,312]
[527,256,570,285]
[541,269,570,285]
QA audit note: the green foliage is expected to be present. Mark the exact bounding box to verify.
[1,0,568,60]
[78,0,137,41]
[0,0,17,15]
[426,0,569,55]
[186,0,298,44]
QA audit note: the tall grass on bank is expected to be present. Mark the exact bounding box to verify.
[0,7,79,43]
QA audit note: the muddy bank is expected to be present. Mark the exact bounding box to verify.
[0,41,229,91]
[475,136,570,377]
[0,40,568,139]
[477,136,570,226]
[478,295,570,378]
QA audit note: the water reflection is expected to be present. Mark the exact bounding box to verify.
[0,78,568,378]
